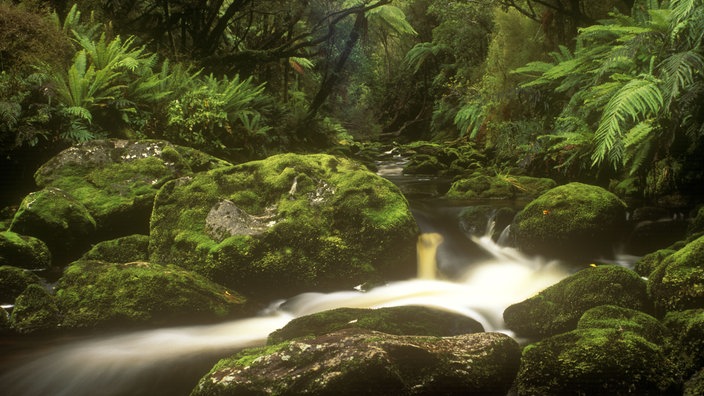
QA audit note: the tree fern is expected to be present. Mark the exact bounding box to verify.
[404,42,447,74]
[592,74,663,168]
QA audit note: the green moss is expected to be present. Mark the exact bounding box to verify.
[56,260,247,329]
[504,265,651,338]
[513,182,627,260]
[684,368,704,396]
[0,265,42,304]
[648,235,704,313]
[267,306,484,345]
[81,234,149,263]
[577,305,666,344]
[634,248,675,277]
[663,309,704,378]
[517,327,679,395]
[10,284,60,334]
[0,231,52,269]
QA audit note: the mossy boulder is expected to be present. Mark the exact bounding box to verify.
[648,235,704,313]
[0,265,42,304]
[445,173,556,201]
[33,139,231,240]
[149,153,418,301]
[577,305,667,345]
[684,368,704,396]
[0,231,51,270]
[503,265,651,338]
[55,260,247,329]
[0,307,9,333]
[634,248,676,277]
[516,327,680,395]
[9,187,96,264]
[512,182,627,260]
[192,329,520,396]
[80,234,149,263]
[267,306,484,344]
[401,141,483,177]
[10,284,61,334]
[663,309,704,378]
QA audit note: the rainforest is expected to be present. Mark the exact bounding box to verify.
[1,1,704,395]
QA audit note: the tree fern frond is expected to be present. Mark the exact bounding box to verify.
[404,42,447,74]
[592,75,664,168]
[660,49,704,105]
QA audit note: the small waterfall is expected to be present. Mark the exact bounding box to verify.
[0,205,570,396]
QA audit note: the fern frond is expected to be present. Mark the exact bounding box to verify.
[592,75,664,168]
[659,49,704,105]
[404,42,447,74]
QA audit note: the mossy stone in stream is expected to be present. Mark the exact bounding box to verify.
[80,234,149,263]
[512,182,627,260]
[503,265,650,339]
[648,235,704,313]
[10,284,61,334]
[684,368,704,396]
[0,265,42,304]
[193,329,520,396]
[55,260,247,329]
[577,305,667,344]
[0,306,9,333]
[445,172,556,201]
[0,231,52,270]
[32,139,231,240]
[634,248,675,277]
[663,309,704,379]
[9,187,96,264]
[267,306,484,344]
[149,153,418,302]
[516,327,679,395]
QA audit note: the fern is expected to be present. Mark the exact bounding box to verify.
[592,74,663,168]
[454,102,485,138]
[404,42,447,74]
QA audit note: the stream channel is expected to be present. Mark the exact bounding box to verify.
[0,153,651,395]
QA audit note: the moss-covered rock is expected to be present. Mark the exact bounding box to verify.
[634,248,676,277]
[577,305,667,344]
[9,187,96,264]
[401,141,483,177]
[80,234,149,263]
[192,329,520,396]
[55,260,247,329]
[684,368,704,396]
[149,153,418,301]
[516,327,680,395]
[0,306,9,333]
[0,265,42,304]
[512,182,627,260]
[0,230,52,270]
[445,172,556,201]
[458,205,515,239]
[663,309,704,378]
[503,265,651,338]
[688,206,704,236]
[10,284,60,334]
[33,139,231,240]
[267,306,484,344]
[648,235,704,313]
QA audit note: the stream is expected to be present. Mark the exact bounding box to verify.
[0,156,584,395]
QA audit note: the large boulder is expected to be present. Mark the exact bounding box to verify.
[192,329,520,396]
[503,265,651,339]
[0,265,42,304]
[0,231,51,270]
[267,306,484,344]
[517,324,679,395]
[446,173,556,201]
[648,235,704,313]
[663,309,704,379]
[32,139,231,240]
[149,153,418,301]
[80,234,149,263]
[55,260,247,329]
[9,283,61,334]
[512,182,627,260]
[9,187,96,264]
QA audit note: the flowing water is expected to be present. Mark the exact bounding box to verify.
[0,156,573,396]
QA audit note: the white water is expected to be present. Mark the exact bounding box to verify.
[0,226,569,396]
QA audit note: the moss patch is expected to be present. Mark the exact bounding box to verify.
[0,231,51,270]
[81,234,149,263]
[0,265,42,304]
[10,284,60,334]
[648,235,704,313]
[55,260,247,329]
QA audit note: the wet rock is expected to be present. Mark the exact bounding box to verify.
[0,306,9,333]
[504,265,651,339]
[149,153,418,301]
[684,368,704,396]
[192,329,520,396]
[10,284,60,334]
[32,139,231,240]
[0,265,42,304]
[55,260,247,329]
[516,327,679,395]
[577,305,667,344]
[80,234,149,263]
[445,172,556,201]
[512,182,627,260]
[648,235,704,313]
[267,306,484,344]
[9,187,96,264]
[633,248,675,277]
[458,205,515,240]
[0,231,51,270]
